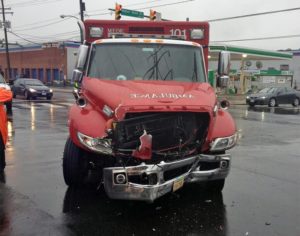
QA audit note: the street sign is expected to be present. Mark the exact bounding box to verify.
[121,9,144,18]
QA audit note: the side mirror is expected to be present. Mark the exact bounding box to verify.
[76,45,89,70]
[217,51,231,88]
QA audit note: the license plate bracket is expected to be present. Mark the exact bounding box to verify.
[172,177,184,192]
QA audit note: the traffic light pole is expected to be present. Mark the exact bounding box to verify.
[79,0,84,21]
[1,0,11,82]
[108,8,169,21]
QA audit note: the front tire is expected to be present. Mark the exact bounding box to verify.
[292,98,299,107]
[24,90,31,100]
[268,98,277,107]
[63,138,88,186]
[206,179,225,192]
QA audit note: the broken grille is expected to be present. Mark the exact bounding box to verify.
[113,112,210,153]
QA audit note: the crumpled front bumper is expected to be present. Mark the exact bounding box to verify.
[103,153,231,202]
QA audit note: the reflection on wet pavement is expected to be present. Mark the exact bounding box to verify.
[62,185,227,236]
[247,106,300,115]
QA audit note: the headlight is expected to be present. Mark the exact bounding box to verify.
[77,132,112,155]
[246,96,250,99]
[49,89,53,93]
[210,133,237,151]
[260,96,266,99]
[29,88,36,93]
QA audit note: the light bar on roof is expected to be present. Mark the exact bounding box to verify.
[190,29,204,39]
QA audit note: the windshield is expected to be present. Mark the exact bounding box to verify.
[259,87,277,94]
[88,43,206,82]
[24,79,44,86]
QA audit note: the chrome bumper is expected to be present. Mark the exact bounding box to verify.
[103,153,231,202]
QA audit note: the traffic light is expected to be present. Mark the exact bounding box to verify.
[150,9,156,21]
[115,3,122,20]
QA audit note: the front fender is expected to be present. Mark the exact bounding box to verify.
[210,109,236,140]
[68,103,108,149]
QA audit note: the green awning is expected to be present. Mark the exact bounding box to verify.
[209,45,293,60]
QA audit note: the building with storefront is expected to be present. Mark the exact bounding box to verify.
[208,45,297,93]
[0,41,78,85]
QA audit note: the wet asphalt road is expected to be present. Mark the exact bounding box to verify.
[1,91,300,236]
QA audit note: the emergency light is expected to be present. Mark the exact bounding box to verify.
[89,27,104,38]
[190,29,204,39]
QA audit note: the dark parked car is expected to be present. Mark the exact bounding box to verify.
[246,87,300,107]
[12,78,53,100]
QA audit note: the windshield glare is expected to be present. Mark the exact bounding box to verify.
[24,80,43,86]
[259,87,277,94]
[88,43,206,82]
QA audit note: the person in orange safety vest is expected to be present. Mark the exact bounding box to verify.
[0,87,12,170]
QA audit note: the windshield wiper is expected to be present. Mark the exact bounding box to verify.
[143,49,171,80]
[162,69,173,81]
[191,52,198,82]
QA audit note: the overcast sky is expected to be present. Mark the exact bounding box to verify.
[1,0,300,51]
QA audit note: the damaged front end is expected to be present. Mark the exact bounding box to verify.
[98,112,232,201]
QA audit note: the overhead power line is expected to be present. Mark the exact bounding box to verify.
[86,0,163,14]
[89,0,195,17]
[207,7,300,22]
[7,0,62,8]
[8,31,41,45]
[13,18,68,32]
[211,34,300,43]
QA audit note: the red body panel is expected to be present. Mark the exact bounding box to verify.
[69,78,236,152]
[0,88,12,145]
[69,19,236,154]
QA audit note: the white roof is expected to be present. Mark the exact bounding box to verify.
[93,38,201,47]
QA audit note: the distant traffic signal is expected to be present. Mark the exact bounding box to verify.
[115,3,122,20]
[150,9,156,21]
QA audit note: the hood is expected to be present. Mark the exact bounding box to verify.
[82,77,216,117]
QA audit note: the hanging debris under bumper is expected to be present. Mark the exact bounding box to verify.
[103,153,231,202]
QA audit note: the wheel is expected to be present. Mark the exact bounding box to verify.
[24,90,31,100]
[63,138,88,186]
[0,135,5,171]
[268,98,276,107]
[206,179,225,192]
[292,98,299,107]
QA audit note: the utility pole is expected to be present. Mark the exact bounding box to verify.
[0,0,12,82]
[79,0,85,21]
